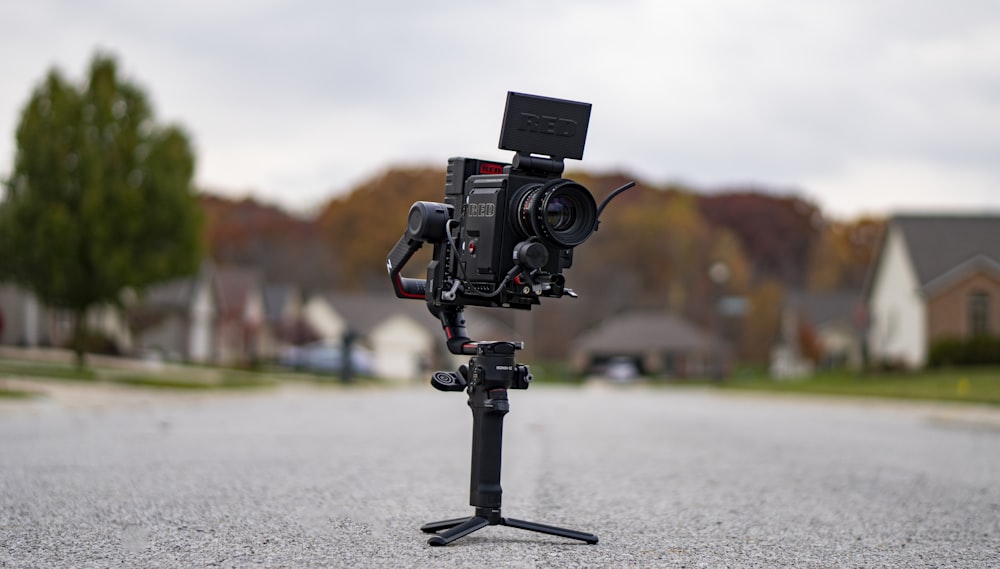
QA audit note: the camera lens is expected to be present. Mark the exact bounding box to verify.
[516,179,596,248]
[545,195,574,231]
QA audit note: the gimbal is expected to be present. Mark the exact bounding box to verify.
[418,305,598,546]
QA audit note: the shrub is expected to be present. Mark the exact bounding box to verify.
[928,335,1000,367]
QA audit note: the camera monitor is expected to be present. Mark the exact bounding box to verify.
[498,92,591,160]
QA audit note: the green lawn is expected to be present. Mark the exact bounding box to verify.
[0,360,97,381]
[4,356,999,406]
[0,358,278,392]
[722,367,1000,405]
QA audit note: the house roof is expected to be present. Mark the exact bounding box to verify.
[142,276,198,310]
[893,215,1000,287]
[573,312,716,354]
[786,290,861,328]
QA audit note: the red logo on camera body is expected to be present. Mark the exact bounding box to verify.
[479,162,504,175]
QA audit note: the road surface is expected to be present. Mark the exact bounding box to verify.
[1,380,998,567]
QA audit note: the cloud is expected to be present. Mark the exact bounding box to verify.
[1,0,998,217]
[803,158,1000,219]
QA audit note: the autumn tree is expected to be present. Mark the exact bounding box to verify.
[0,53,203,366]
[699,191,823,286]
[318,167,444,290]
[201,195,336,291]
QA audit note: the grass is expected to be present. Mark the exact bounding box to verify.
[3,354,998,406]
[0,384,41,399]
[0,358,278,391]
[0,360,97,381]
[721,367,1000,405]
[110,371,279,390]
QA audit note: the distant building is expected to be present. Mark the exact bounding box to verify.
[771,290,863,379]
[0,284,66,347]
[1,283,128,353]
[866,214,1000,368]
[301,293,515,382]
[214,266,268,366]
[571,312,725,379]
[129,262,216,362]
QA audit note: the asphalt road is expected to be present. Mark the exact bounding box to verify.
[1,380,998,568]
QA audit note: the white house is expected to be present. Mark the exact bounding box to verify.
[866,214,1000,368]
[306,293,439,382]
[301,293,516,382]
[368,312,434,380]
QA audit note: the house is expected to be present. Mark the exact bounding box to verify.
[301,293,516,382]
[0,284,68,348]
[214,266,268,366]
[304,292,440,381]
[771,290,863,378]
[129,263,216,362]
[1,283,131,353]
[571,312,726,378]
[263,283,316,350]
[866,214,1000,368]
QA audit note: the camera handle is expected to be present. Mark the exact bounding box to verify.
[421,341,598,546]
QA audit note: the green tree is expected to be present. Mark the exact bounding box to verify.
[0,53,203,366]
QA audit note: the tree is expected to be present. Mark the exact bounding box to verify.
[317,167,443,290]
[0,53,203,366]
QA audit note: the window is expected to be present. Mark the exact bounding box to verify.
[968,291,991,336]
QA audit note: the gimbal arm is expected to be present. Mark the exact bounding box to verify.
[432,304,477,356]
[387,230,428,300]
[385,205,476,356]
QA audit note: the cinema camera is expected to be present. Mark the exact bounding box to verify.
[386,92,633,546]
[388,92,633,351]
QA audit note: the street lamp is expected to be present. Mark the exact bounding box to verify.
[708,261,730,381]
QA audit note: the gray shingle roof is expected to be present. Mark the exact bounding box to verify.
[786,290,861,327]
[574,312,714,354]
[894,214,1000,286]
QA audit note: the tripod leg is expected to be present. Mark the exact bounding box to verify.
[420,517,471,533]
[503,517,599,544]
[426,516,490,546]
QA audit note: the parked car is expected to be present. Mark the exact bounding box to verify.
[603,357,640,382]
[280,342,376,376]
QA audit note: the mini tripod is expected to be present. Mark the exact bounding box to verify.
[421,339,598,546]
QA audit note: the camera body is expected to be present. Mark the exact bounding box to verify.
[432,154,595,309]
[388,92,600,313]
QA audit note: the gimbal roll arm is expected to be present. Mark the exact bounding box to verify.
[385,206,476,356]
[386,228,428,301]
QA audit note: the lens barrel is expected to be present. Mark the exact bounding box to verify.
[515,179,597,248]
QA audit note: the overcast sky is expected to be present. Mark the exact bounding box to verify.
[1,0,998,219]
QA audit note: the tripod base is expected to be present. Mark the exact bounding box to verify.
[421,507,598,546]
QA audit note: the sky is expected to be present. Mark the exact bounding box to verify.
[1,0,998,220]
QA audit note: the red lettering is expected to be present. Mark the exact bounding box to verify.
[479,162,504,175]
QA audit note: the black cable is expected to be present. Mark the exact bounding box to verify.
[445,219,512,298]
[595,181,636,228]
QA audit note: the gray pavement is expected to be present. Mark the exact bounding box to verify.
[1,380,999,568]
